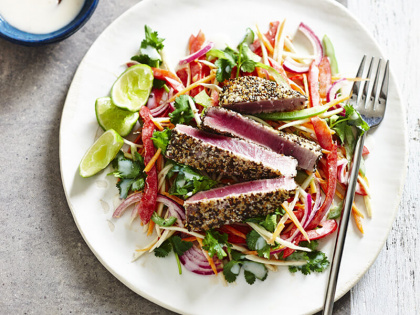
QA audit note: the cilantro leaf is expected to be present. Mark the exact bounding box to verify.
[167,162,218,199]
[151,212,177,227]
[246,230,271,259]
[202,230,230,259]
[154,239,172,258]
[260,214,277,233]
[142,25,165,50]
[169,95,195,125]
[287,241,330,275]
[111,152,146,199]
[153,78,166,89]
[170,236,193,256]
[244,270,256,285]
[223,260,241,283]
[151,129,171,154]
[131,25,165,68]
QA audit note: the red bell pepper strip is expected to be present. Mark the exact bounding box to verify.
[268,57,289,83]
[188,30,209,97]
[311,116,333,151]
[308,61,321,107]
[306,143,338,231]
[152,67,185,92]
[135,107,158,224]
[362,145,370,156]
[318,56,332,98]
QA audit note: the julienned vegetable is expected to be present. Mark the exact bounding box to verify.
[82,22,372,285]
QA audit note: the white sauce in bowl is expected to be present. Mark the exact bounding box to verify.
[0,0,85,34]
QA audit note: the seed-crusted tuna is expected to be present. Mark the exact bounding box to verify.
[219,76,307,114]
[165,124,297,180]
[185,177,297,231]
[202,107,322,171]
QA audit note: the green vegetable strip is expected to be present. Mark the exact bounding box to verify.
[255,104,330,121]
[322,35,339,76]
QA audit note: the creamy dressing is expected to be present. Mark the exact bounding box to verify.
[0,0,85,34]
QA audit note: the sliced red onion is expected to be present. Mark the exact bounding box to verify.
[156,194,186,226]
[165,77,184,93]
[150,102,169,117]
[304,180,322,229]
[327,78,348,102]
[298,22,323,65]
[179,42,215,65]
[113,192,143,218]
[147,92,157,110]
[283,57,310,73]
[179,245,222,275]
[303,193,313,229]
[337,158,349,185]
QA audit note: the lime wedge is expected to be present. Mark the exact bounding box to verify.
[111,64,154,111]
[79,129,124,178]
[95,97,139,137]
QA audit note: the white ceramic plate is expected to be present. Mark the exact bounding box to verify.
[60,0,407,314]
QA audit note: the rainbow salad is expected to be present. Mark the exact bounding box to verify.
[82,21,371,284]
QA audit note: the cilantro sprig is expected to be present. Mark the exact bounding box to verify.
[169,95,195,125]
[154,235,193,274]
[131,25,165,68]
[202,230,231,259]
[287,241,330,275]
[167,162,218,199]
[110,151,146,199]
[151,129,171,154]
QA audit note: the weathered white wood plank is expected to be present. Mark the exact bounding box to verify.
[347,0,420,314]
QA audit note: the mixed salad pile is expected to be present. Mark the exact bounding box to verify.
[80,21,372,285]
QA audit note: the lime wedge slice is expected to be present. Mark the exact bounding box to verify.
[111,64,154,111]
[79,129,124,178]
[95,97,139,137]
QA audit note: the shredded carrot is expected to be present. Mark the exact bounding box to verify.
[224,226,247,240]
[196,238,218,275]
[281,203,309,242]
[144,148,162,173]
[182,236,197,242]
[244,250,258,256]
[255,24,274,53]
[289,81,306,95]
[147,221,155,236]
[352,208,364,234]
[156,154,163,172]
[162,192,184,205]
[168,73,216,103]
[150,115,164,131]
[352,203,365,219]
[135,241,157,252]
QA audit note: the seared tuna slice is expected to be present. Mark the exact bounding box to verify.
[202,107,322,171]
[219,76,307,114]
[185,177,297,231]
[166,124,297,180]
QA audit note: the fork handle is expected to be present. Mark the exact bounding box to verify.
[322,133,366,315]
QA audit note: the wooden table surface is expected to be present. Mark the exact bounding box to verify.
[0,0,418,314]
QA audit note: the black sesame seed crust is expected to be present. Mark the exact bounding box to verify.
[166,128,294,180]
[185,187,295,231]
[219,76,307,113]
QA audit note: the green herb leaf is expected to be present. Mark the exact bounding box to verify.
[131,25,165,68]
[151,212,177,227]
[154,239,172,258]
[142,25,165,50]
[260,214,277,233]
[167,162,218,199]
[170,235,193,256]
[151,129,171,154]
[244,270,256,284]
[223,260,241,283]
[169,95,195,125]
[287,241,329,275]
[246,230,271,259]
[153,78,166,89]
[203,230,230,259]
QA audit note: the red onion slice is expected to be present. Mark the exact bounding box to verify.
[337,158,349,185]
[179,245,223,275]
[283,57,310,73]
[156,194,186,226]
[150,102,169,117]
[327,78,348,102]
[178,42,214,65]
[113,192,143,218]
[298,22,323,66]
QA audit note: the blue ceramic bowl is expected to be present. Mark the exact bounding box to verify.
[0,0,99,46]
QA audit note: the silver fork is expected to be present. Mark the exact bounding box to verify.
[322,56,390,315]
